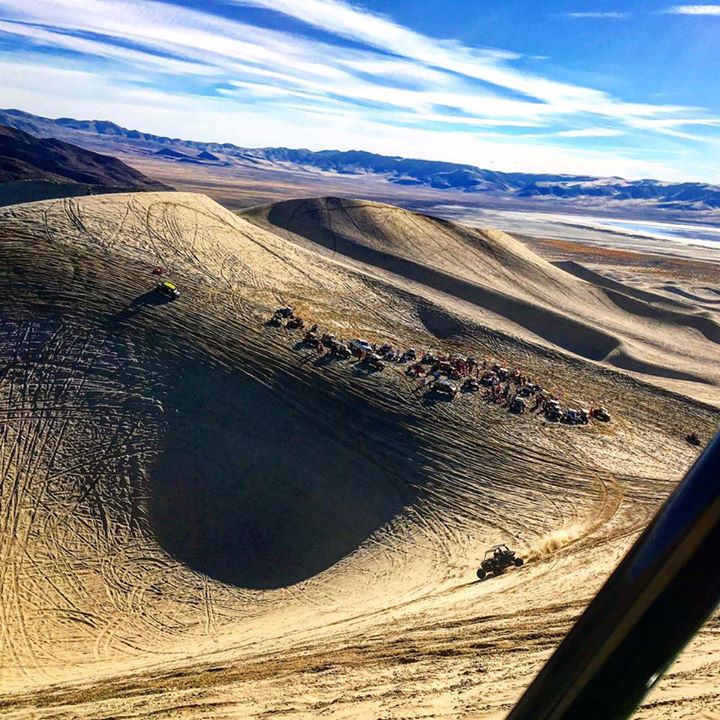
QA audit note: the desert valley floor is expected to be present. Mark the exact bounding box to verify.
[0,192,718,719]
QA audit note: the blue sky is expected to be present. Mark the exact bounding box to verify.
[0,0,719,181]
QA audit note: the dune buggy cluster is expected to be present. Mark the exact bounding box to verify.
[265,307,612,425]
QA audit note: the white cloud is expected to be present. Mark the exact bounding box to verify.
[224,0,685,122]
[554,129,625,137]
[0,20,217,76]
[0,0,708,127]
[3,54,714,183]
[565,12,627,18]
[666,5,720,13]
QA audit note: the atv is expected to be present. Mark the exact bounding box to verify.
[509,396,526,414]
[686,432,702,447]
[429,379,458,399]
[155,281,180,300]
[462,377,480,393]
[476,544,523,580]
[545,400,562,422]
[592,406,611,422]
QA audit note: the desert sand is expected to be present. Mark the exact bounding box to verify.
[0,192,718,719]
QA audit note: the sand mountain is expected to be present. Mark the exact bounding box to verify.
[0,191,717,719]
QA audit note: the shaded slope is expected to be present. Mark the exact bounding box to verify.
[0,124,171,190]
[150,361,417,589]
[243,197,620,359]
[554,260,695,308]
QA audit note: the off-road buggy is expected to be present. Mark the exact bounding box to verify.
[362,353,385,371]
[462,377,480,393]
[330,341,352,359]
[686,432,702,447]
[592,406,611,422]
[155,281,180,300]
[545,399,562,422]
[350,339,373,356]
[286,316,304,330]
[476,544,524,580]
[428,379,458,399]
[303,331,322,349]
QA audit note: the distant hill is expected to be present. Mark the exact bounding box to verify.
[155,148,192,159]
[1,108,718,212]
[154,147,222,164]
[0,123,171,205]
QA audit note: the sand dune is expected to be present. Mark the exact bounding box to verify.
[244,196,720,405]
[659,283,720,309]
[0,192,718,719]
[554,260,694,309]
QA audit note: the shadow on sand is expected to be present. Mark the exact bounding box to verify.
[107,290,173,325]
[147,361,426,589]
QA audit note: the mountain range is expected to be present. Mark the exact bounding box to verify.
[0,122,171,205]
[1,107,719,213]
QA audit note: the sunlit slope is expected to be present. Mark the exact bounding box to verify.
[244,197,720,404]
[0,192,717,719]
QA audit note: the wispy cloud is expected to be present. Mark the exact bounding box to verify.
[225,0,681,121]
[554,129,625,137]
[666,4,720,13]
[564,12,628,18]
[0,20,218,76]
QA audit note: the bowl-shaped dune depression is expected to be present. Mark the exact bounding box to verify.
[0,192,718,719]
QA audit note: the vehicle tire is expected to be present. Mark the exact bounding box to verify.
[515,558,524,567]
[476,568,486,580]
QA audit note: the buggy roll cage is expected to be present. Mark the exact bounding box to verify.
[484,544,510,558]
[506,431,720,720]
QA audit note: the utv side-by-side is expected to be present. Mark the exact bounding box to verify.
[477,544,524,580]
[429,379,458,399]
[155,281,180,300]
